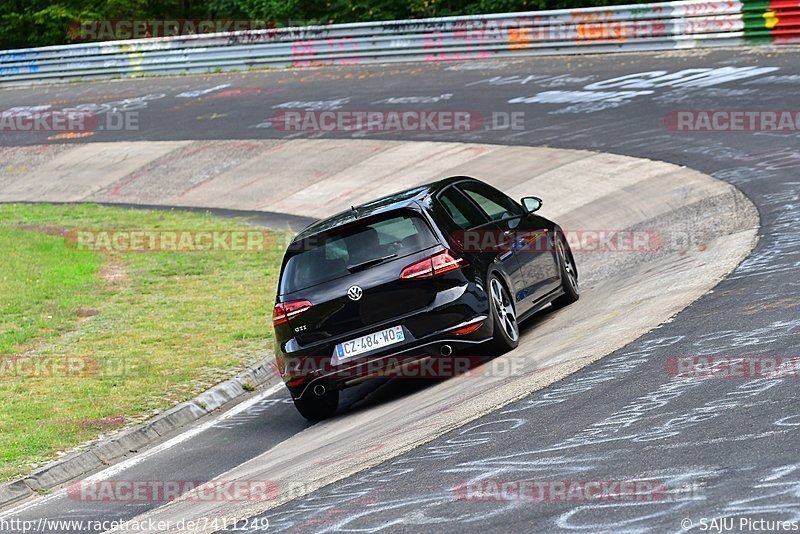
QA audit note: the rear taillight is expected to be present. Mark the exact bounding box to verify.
[400,250,468,280]
[450,320,484,336]
[273,299,312,326]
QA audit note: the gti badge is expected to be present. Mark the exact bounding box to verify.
[347,285,363,301]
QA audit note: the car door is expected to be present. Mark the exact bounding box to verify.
[457,181,559,307]
[434,185,528,311]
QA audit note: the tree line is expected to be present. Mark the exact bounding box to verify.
[1,0,633,50]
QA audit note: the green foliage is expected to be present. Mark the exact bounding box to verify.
[0,203,286,481]
[1,0,639,50]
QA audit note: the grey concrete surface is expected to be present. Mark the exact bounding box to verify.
[0,47,798,533]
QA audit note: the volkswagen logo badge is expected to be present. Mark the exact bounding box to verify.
[347,285,363,301]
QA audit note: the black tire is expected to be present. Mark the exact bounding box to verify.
[486,273,520,354]
[552,234,580,309]
[293,388,339,421]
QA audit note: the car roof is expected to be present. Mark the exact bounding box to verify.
[292,175,476,242]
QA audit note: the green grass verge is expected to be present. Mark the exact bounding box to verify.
[0,203,289,482]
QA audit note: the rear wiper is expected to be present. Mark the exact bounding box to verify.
[346,254,397,272]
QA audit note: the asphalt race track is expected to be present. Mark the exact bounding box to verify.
[1,46,800,533]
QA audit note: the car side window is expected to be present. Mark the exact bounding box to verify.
[458,182,523,222]
[438,187,489,230]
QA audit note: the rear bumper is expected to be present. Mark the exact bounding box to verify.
[289,329,492,399]
[276,274,497,399]
[278,303,493,399]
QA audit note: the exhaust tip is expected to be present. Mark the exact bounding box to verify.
[440,344,453,357]
[313,384,327,396]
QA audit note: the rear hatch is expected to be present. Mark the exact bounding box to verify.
[279,209,441,345]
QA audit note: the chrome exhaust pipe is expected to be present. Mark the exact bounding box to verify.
[313,384,327,396]
[440,344,453,357]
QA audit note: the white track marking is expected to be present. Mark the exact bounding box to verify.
[0,382,286,518]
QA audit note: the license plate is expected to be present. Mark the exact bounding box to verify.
[335,326,405,361]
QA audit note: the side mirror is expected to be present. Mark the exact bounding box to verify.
[521,196,543,214]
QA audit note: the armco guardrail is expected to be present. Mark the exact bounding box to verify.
[1,0,798,86]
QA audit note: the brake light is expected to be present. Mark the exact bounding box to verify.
[400,250,468,280]
[273,299,312,326]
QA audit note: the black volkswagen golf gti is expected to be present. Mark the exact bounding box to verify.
[273,176,579,420]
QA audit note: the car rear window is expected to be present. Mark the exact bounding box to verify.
[280,211,438,294]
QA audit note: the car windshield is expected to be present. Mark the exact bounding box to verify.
[281,211,438,294]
